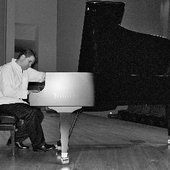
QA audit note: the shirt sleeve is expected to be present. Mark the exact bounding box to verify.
[26,68,46,82]
[0,67,28,99]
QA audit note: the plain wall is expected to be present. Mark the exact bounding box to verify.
[0,0,6,66]
[15,0,57,72]
[57,0,86,72]
[57,0,170,72]
[6,0,15,63]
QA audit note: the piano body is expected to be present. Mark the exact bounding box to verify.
[29,72,94,154]
[78,1,170,141]
[29,72,94,108]
[29,0,170,156]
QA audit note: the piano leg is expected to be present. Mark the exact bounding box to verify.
[165,105,170,145]
[59,112,72,154]
[49,107,81,160]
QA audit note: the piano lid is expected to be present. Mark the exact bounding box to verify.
[78,1,170,110]
[78,1,125,73]
[78,1,170,76]
[29,72,94,107]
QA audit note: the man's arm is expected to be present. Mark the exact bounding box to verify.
[26,68,46,83]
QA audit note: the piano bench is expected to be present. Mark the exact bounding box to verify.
[0,115,17,156]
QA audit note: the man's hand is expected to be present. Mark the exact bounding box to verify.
[28,90,40,94]
[42,72,46,82]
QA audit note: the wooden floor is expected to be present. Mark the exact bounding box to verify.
[0,110,169,170]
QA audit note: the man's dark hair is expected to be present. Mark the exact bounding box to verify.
[16,49,38,64]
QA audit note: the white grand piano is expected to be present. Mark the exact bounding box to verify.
[29,72,94,155]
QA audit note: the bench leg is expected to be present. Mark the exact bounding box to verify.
[10,129,15,156]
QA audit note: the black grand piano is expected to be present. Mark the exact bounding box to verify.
[78,1,170,140]
[29,1,170,158]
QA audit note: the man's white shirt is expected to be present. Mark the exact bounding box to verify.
[0,58,45,105]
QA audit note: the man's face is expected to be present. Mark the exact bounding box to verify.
[21,55,35,70]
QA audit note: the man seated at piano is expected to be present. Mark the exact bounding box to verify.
[0,49,56,152]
